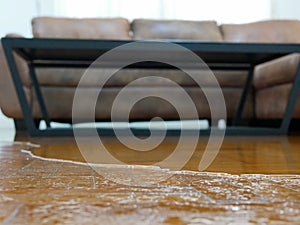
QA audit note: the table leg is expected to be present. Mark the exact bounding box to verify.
[232,66,255,126]
[28,63,51,128]
[280,62,300,133]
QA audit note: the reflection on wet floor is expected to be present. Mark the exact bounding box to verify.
[0,137,300,224]
[26,136,300,174]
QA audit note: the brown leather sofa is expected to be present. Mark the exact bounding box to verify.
[0,17,300,129]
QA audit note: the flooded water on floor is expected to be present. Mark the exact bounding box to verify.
[1,139,300,224]
[26,136,300,174]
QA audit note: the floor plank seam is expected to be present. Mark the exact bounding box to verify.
[47,162,64,177]
[91,168,96,189]
[12,159,37,176]
[2,204,23,225]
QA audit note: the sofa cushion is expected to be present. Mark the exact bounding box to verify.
[33,86,253,119]
[32,17,131,40]
[221,20,300,43]
[132,19,223,41]
[35,68,247,88]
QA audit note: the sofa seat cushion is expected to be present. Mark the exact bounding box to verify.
[132,19,223,41]
[35,68,247,88]
[32,86,253,120]
[221,20,300,43]
[32,17,131,40]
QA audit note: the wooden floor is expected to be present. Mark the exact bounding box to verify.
[0,134,299,224]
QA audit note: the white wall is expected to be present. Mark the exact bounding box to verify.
[0,110,13,128]
[0,0,55,37]
[55,0,272,23]
[0,0,37,37]
[271,0,300,20]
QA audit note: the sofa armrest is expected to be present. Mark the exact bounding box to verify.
[0,34,32,119]
[253,53,300,90]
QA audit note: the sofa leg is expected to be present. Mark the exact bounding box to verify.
[14,119,26,131]
[14,119,41,131]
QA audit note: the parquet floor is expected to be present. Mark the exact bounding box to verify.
[0,135,299,224]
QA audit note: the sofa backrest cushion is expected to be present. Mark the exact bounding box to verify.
[132,19,223,41]
[32,17,131,40]
[221,20,300,43]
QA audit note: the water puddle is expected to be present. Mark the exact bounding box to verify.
[15,141,300,224]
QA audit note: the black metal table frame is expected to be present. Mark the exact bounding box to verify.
[2,37,300,136]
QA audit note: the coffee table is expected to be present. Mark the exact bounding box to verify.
[2,37,300,136]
